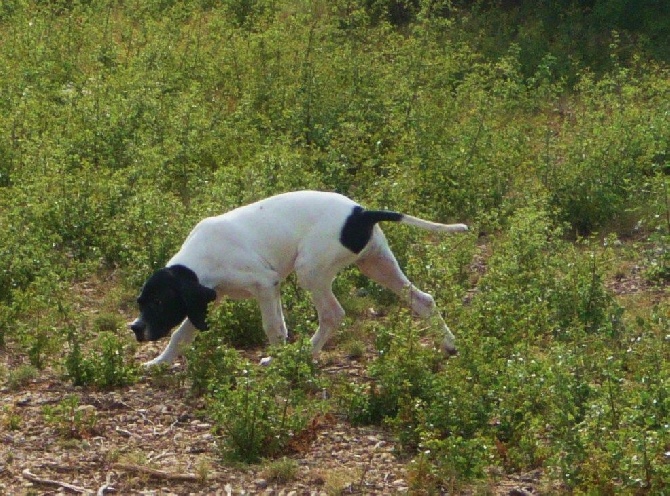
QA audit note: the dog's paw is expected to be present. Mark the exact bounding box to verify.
[439,343,458,358]
[143,358,169,368]
[259,356,273,366]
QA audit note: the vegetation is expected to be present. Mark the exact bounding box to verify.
[0,0,668,493]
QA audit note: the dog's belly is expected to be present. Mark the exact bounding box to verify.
[219,287,254,299]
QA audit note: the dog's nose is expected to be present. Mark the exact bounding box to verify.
[129,320,145,333]
[129,319,146,340]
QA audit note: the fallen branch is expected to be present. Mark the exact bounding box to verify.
[96,473,115,495]
[112,462,200,482]
[22,468,88,493]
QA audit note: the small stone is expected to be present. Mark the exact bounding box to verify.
[254,478,268,489]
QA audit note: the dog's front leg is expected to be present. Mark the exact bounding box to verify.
[143,319,197,367]
[255,285,288,365]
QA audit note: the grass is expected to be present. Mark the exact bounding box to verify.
[261,457,300,484]
[0,1,667,493]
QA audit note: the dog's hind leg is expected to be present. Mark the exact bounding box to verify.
[309,285,346,356]
[356,228,457,356]
[295,264,346,357]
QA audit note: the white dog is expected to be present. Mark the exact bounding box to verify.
[130,191,467,366]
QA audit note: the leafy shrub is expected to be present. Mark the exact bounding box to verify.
[208,341,322,463]
[265,338,320,394]
[65,329,139,389]
[546,64,668,235]
[643,172,670,283]
[184,331,242,396]
[42,395,98,439]
[210,372,311,463]
[206,298,266,349]
[345,312,443,451]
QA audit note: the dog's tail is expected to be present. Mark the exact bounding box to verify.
[340,206,467,253]
[364,209,468,233]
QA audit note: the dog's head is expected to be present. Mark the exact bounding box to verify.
[129,265,217,342]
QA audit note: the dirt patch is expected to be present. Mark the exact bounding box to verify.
[0,341,545,495]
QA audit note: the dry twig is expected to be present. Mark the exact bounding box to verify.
[96,473,115,495]
[112,462,200,482]
[22,468,88,493]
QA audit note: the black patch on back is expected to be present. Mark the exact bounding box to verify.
[340,206,403,253]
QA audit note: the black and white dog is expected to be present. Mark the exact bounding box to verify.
[130,191,467,366]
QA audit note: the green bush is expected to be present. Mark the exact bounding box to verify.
[209,342,322,463]
[65,329,139,389]
[206,298,266,349]
[184,331,242,396]
[345,312,442,444]
[0,2,668,491]
[42,394,98,439]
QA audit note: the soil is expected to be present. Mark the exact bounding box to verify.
[0,340,548,496]
[1,261,663,495]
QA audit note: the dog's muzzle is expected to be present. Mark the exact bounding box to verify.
[129,318,148,342]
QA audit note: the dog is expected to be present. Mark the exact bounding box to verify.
[130,191,467,366]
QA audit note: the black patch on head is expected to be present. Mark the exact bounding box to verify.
[339,206,403,253]
[132,265,217,341]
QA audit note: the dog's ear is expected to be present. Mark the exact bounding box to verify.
[183,284,217,330]
[169,265,217,331]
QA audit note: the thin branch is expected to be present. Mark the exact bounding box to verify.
[96,473,115,495]
[22,469,88,494]
[112,462,200,482]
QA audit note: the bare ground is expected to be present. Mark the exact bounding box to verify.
[0,340,548,496]
[2,260,664,495]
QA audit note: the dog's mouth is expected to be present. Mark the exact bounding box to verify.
[129,318,172,342]
[129,318,149,342]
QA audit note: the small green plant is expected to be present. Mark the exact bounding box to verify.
[95,333,139,388]
[343,339,366,360]
[6,364,38,391]
[184,331,242,396]
[643,173,670,283]
[64,329,138,389]
[64,327,95,387]
[42,395,98,439]
[207,298,266,348]
[262,457,300,484]
[345,313,441,430]
[1,406,21,431]
[209,342,322,463]
[210,369,309,463]
[93,312,124,333]
[265,339,320,394]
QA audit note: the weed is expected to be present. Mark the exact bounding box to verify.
[194,456,215,483]
[6,364,38,391]
[93,313,124,333]
[1,406,21,431]
[184,332,242,396]
[262,457,300,484]
[64,329,138,389]
[42,395,98,439]
[343,339,366,360]
[208,341,323,463]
